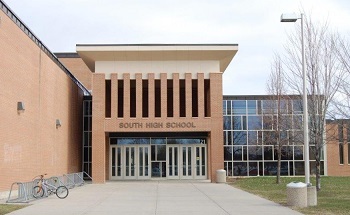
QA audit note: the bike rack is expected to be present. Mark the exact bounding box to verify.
[6,171,93,203]
[6,181,37,203]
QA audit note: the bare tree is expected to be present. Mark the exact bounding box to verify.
[265,54,292,184]
[281,16,344,191]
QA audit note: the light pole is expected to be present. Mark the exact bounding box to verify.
[281,13,310,186]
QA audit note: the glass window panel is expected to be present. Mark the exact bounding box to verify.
[293,115,303,130]
[157,145,166,161]
[226,162,233,176]
[248,146,262,160]
[227,100,232,115]
[281,146,293,160]
[242,116,247,130]
[233,162,247,176]
[294,146,303,160]
[348,143,350,165]
[292,131,304,145]
[264,162,277,176]
[339,143,344,164]
[224,131,227,145]
[293,100,303,113]
[248,116,262,130]
[247,100,257,115]
[264,146,273,160]
[223,101,227,115]
[262,100,276,114]
[263,131,277,145]
[227,131,232,145]
[167,138,205,144]
[118,138,138,145]
[151,145,156,161]
[247,131,257,145]
[309,146,316,160]
[281,162,289,176]
[233,116,242,130]
[294,161,305,175]
[233,146,243,161]
[224,116,232,130]
[232,131,247,145]
[233,100,246,114]
[243,146,248,161]
[151,138,166,145]
[263,116,273,130]
[248,162,258,176]
[224,146,233,161]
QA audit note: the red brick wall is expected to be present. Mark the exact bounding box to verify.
[0,9,83,191]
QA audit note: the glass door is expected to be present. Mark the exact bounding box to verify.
[110,146,123,179]
[181,146,192,179]
[167,145,179,179]
[124,146,136,179]
[138,145,150,179]
[194,145,207,179]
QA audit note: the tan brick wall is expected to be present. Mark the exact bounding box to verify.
[92,74,106,183]
[326,122,350,176]
[0,9,83,191]
[98,71,224,181]
[58,57,92,90]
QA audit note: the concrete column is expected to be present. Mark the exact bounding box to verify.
[173,73,180,118]
[92,73,106,183]
[123,73,130,119]
[185,73,192,118]
[110,74,118,119]
[160,73,167,119]
[197,73,204,118]
[148,73,155,118]
[135,73,142,119]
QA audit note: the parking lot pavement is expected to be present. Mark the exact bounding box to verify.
[8,181,302,215]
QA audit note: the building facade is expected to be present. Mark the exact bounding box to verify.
[0,1,89,193]
[58,44,238,183]
[223,96,325,177]
[1,0,350,195]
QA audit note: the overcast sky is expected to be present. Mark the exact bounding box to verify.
[4,0,350,95]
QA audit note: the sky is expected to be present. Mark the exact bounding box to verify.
[3,0,350,95]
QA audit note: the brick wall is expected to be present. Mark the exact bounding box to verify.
[0,8,83,192]
[326,122,350,176]
[58,57,92,91]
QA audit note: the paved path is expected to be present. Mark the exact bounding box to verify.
[8,181,302,215]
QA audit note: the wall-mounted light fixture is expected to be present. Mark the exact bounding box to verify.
[56,119,62,128]
[17,101,25,113]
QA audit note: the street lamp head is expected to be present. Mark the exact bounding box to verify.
[280,13,300,22]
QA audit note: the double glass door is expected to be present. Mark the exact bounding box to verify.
[167,145,207,179]
[110,145,150,180]
[110,144,206,180]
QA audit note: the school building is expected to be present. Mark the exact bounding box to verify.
[0,0,349,195]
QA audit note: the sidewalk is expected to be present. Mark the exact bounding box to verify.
[8,181,302,215]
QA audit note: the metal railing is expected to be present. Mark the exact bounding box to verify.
[6,172,92,203]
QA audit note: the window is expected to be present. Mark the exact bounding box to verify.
[233,100,246,114]
[339,143,344,165]
[247,100,257,115]
[348,142,350,165]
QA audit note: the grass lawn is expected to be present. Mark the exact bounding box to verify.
[0,204,27,215]
[229,176,350,215]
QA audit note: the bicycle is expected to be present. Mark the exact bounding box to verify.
[32,174,69,199]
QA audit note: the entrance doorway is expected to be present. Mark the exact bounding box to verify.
[110,145,150,180]
[109,137,207,180]
[167,145,207,179]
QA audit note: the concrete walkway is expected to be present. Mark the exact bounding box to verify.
[8,181,302,215]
